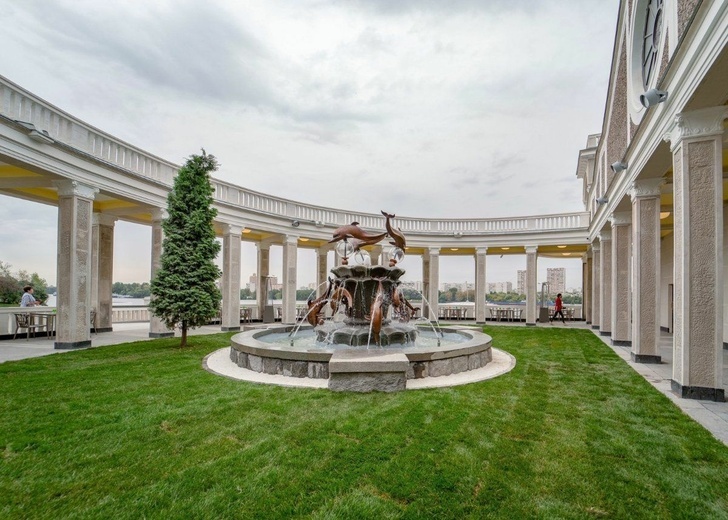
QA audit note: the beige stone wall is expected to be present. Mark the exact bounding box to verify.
[659,232,674,331]
[607,43,629,180]
[678,0,701,40]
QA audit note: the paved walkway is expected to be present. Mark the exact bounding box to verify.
[2,320,727,445]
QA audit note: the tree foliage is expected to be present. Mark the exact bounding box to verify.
[0,261,49,305]
[149,151,222,347]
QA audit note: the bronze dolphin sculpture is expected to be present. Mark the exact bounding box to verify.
[381,211,406,250]
[328,222,387,245]
[367,279,385,345]
[306,278,334,326]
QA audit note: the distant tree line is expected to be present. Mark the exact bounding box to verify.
[0,261,50,305]
[112,282,151,298]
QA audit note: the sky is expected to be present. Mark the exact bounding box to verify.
[0,0,618,291]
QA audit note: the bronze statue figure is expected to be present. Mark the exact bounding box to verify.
[306,278,333,326]
[381,211,406,250]
[329,222,387,245]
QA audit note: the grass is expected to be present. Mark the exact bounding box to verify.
[1,327,727,519]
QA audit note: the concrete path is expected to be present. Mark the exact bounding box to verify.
[2,320,727,446]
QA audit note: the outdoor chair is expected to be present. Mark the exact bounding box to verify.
[13,313,48,340]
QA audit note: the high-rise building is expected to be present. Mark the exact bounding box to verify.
[517,270,526,295]
[547,268,566,295]
[487,282,513,293]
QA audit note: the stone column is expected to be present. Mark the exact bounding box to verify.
[221,224,242,332]
[583,252,592,324]
[91,213,116,333]
[149,209,173,338]
[281,235,298,324]
[630,179,663,363]
[316,247,329,294]
[599,229,612,337]
[610,212,632,345]
[591,241,600,330]
[525,245,537,326]
[256,242,270,320]
[369,245,383,267]
[425,248,440,321]
[664,106,727,401]
[475,248,488,323]
[54,180,97,349]
[422,252,431,318]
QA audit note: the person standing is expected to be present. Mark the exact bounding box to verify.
[550,293,565,324]
[20,285,40,307]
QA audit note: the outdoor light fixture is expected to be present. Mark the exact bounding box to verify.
[557,245,567,249]
[291,220,300,227]
[596,196,609,205]
[640,88,668,108]
[299,237,309,242]
[660,211,671,219]
[16,121,54,144]
[450,248,459,251]
[562,253,571,256]
[501,247,510,250]
[242,228,251,234]
[453,231,463,238]
[610,161,627,173]
[315,220,325,228]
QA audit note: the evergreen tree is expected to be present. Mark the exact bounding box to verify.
[150,151,221,347]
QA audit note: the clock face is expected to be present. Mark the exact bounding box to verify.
[641,0,664,90]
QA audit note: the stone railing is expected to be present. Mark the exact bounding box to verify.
[1,74,590,236]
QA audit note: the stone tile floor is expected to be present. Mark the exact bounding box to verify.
[2,319,727,446]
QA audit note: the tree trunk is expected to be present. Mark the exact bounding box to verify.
[181,320,187,348]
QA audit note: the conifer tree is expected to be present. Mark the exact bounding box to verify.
[150,150,221,347]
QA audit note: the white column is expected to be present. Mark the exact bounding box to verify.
[665,106,727,401]
[91,213,116,332]
[599,229,612,336]
[282,235,298,324]
[221,224,242,331]
[426,248,440,321]
[422,252,431,318]
[149,209,173,338]
[475,248,487,323]
[591,241,601,330]
[583,252,591,324]
[630,179,663,363]
[256,243,270,321]
[54,180,97,349]
[610,212,631,345]
[525,245,537,326]
[316,247,329,294]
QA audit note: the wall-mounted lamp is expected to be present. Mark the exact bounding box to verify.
[501,247,510,251]
[291,220,300,227]
[610,161,627,173]
[315,220,325,228]
[640,89,668,108]
[16,121,54,144]
[299,237,309,242]
[557,245,567,249]
[450,248,459,251]
[453,231,463,238]
[242,228,251,234]
[660,211,671,220]
[596,196,609,205]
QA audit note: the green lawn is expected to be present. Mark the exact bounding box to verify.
[1,327,727,519]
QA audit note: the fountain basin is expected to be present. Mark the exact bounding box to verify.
[229,326,493,383]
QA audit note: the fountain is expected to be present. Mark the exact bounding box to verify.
[229,211,494,392]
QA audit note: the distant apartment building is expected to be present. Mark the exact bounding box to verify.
[247,274,280,293]
[487,281,513,293]
[547,268,566,295]
[440,282,465,292]
[517,270,526,295]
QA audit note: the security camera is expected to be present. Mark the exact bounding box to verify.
[610,161,627,173]
[291,220,300,227]
[596,196,609,205]
[640,89,668,108]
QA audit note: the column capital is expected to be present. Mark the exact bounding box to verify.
[599,228,612,242]
[283,234,299,245]
[427,247,440,257]
[629,178,664,200]
[92,212,117,227]
[55,179,98,200]
[150,208,167,222]
[591,241,601,252]
[609,211,631,227]
[663,106,728,151]
[476,247,488,255]
[221,223,243,236]
[525,245,537,254]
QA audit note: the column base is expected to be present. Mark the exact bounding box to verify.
[599,331,611,337]
[612,339,631,346]
[591,325,600,330]
[631,353,661,364]
[55,340,91,350]
[525,322,536,327]
[149,332,174,338]
[221,326,241,332]
[586,321,591,325]
[671,380,725,402]
[95,327,113,333]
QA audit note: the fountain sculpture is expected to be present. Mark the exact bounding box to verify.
[229,211,493,392]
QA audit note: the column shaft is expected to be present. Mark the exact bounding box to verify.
[257,244,271,322]
[591,242,601,329]
[91,213,115,332]
[221,225,242,331]
[282,236,298,324]
[611,214,631,345]
[426,249,439,321]
[525,246,537,325]
[599,231,612,336]
[475,248,487,323]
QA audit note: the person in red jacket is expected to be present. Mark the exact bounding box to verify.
[550,293,565,324]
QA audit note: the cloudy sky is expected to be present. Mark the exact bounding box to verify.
[0,0,618,289]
